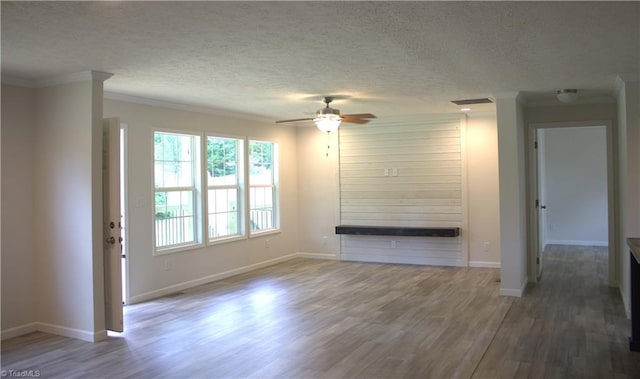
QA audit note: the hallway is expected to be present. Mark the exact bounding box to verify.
[473,245,639,378]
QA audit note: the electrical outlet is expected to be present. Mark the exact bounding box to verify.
[163,259,170,271]
[322,236,328,246]
[265,239,270,248]
[383,168,389,177]
[483,242,490,252]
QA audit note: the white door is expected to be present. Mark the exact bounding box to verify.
[103,117,123,332]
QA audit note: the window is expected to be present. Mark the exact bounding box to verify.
[249,140,278,233]
[206,136,244,241]
[152,133,279,252]
[154,131,201,252]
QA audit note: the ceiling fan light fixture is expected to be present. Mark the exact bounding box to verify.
[556,89,578,103]
[314,113,342,132]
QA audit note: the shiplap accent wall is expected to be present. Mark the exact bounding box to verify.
[338,116,468,266]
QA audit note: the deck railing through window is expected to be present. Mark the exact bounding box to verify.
[250,209,273,231]
[155,210,194,247]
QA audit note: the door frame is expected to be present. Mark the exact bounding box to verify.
[526,120,616,287]
[120,123,130,305]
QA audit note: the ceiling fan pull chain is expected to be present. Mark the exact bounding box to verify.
[326,131,331,157]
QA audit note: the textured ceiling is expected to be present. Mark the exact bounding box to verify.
[1,2,638,121]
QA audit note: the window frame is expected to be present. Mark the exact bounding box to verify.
[152,129,204,255]
[205,133,246,245]
[247,139,280,237]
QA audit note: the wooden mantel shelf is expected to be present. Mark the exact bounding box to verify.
[335,225,460,238]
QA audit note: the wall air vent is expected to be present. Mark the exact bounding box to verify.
[450,98,494,106]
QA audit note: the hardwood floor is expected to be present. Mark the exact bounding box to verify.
[2,245,638,378]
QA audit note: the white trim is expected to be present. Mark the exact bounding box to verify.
[2,71,113,88]
[1,76,36,87]
[296,252,339,260]
[469,260,501,268]
[36,323,107,342]
[104,91,273,123]
[545,240,608,247]
[499,280,527,297]
[128,253,297,304]
[1,322,108,342]
[37,71,113,87]
[1,322,38,340]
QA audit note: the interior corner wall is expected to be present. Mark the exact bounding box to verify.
[295,126,340,259]
[496,94,527,296]
[33,80,103,341]
[1,85,37,336]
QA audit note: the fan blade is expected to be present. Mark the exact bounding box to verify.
[275,118,314,124]
[343,113,377,119]
[341,113,377,124]
[342,118,372,124]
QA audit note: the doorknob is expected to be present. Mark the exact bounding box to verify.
[106,236,116,244]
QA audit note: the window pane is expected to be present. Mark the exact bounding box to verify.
[155,190,195,248]
[250,187,273,231]
[153,131,199,250]
[208,188,239,238]
[207,137,238,186]
[249,141,273,185]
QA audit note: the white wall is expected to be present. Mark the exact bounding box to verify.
[296,126,340,259]
[542,126,608,246]
[1,85,37,335]
[496,93,528,296]
[466,113,501,267]
[103,98,299,303]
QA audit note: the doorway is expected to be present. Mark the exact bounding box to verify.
[527,121,616,286]
[120,124,129,304]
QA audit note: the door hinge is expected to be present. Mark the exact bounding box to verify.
[535,199,539,208]
[536,257,540,264]
[534,141,538,149]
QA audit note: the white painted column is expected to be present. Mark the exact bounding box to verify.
[495,92,528,296]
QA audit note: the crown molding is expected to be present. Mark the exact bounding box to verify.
[36,71,113,87]
[1,76,36,87]
[103,91,274,124]
[1,70,113,88]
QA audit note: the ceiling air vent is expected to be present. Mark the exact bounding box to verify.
[450,98,494,106]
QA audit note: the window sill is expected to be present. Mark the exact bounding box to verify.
[207,235,247,246]
[249,229,281,238]
[154,242,204,256]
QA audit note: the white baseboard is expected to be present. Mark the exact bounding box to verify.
[499,279,527,297]
[469,260,501,268]
[1,322,38,340]
[545,240,608,247]
[296,252,338,260]
[129,253,298,304]
[37,323,107,342]
[1,322,106,342]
